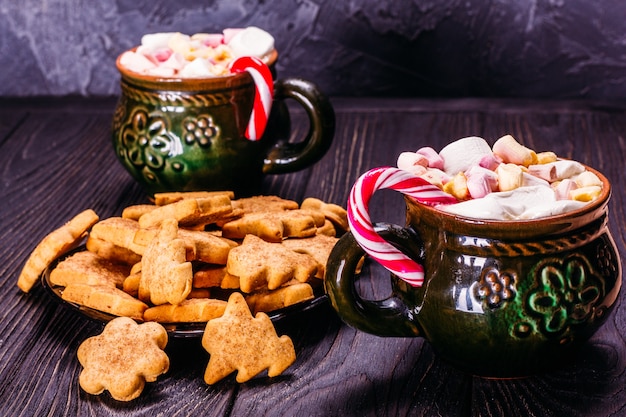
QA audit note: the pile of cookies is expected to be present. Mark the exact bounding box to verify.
[17,191,348,400]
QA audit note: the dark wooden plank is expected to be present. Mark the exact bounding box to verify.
[1,98,625,417]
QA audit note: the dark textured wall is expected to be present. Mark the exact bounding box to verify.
[1,0,624,99]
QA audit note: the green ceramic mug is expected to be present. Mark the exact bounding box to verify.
[325,166,622,378]
[111,50,335,196]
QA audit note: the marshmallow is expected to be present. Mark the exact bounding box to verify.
[439,136,492,175]
[554,179,578,200]
[121,27,276,78]
[521,172,550,188]
[550,160,586,181]
[492,135,537,167]
[191,33,224,48]
[119,51,156,73]
[178,58,213,78]
[167,32,193,56]
[146,66,177,77]
[442,185,573,220]
[570,186,602,202]
[397,152,429,173]
[395,136,604,221]
[466,165,498,199]
[416,146,444,170]
[223,28,243,44]
[536,151,558,164]
[228,26,275,59]
[141,32,177,50]
[443,172,470,200]
[574,170,603,188]
[161,52,186,71]
[520,199,588,219]
[496,163,523,192]
[419,168,450,188]
[527,164,557,182]
[478,152,503,171]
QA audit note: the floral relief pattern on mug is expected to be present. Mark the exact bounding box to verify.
[182,115,220,148]
[514,254,604,343]
[118,108,184,182]
[474,266,517,309]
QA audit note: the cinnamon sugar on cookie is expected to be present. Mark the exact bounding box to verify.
[138,194,236,229]
[77,317,169,401]
[139,218,193,306]
[226,234,319,293]
[17,209,99,292]
[144,298,227,323]
[202,292,296,384]
[50,250,130,288]
[62,283,148,321]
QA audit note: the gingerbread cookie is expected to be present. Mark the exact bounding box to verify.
[77,317,169,401]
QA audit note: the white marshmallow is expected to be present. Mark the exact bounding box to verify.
[439,136,493,175]
[441,185,581,220]
[119,51,156,73]
[228,26,275,59]
[161,52,186,71]
[549,160,586,180]
[419,168,450,188]
[521,172,550,188]
[141,32,177,50]
[178,58,213,78]
[397,152,428,172]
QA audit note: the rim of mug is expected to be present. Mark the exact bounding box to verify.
[115,47,278,88]
[407,162,611,227]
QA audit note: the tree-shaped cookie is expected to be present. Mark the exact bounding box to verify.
[202,292,296,384]
[77,317,169,401]
[139,218,192,305]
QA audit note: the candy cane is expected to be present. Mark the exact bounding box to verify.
[347,167,458,287]
[230,56,274,141]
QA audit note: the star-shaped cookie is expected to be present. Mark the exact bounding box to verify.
[202,292,296,384]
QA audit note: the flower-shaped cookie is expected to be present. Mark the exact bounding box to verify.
[77,317,169,401]
[202,292,296,384]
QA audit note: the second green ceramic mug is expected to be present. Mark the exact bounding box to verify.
[111,50,335,197]
[325,166,621,378]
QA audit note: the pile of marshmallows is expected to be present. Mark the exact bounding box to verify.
[397,135,604,220]
[118,26,275,78]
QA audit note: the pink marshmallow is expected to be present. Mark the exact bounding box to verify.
[478,153,502,171]
[554,179,578,200]
[416,146,444,170]
[465,165,498,199]
[152,47,173,63]
[200,34,224,48]
[527,164,557,182]
[223,28,243,44]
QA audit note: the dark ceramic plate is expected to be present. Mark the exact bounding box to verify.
[41,246,328,338]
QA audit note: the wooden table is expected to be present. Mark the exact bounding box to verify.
[1,97,625,417]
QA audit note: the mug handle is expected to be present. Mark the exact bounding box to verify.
[325,222,425,337]
[262,78,335,174]
[324,167,457,336]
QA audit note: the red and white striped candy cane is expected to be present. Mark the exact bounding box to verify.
[348,167,458,287]
[230,56,274,141]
